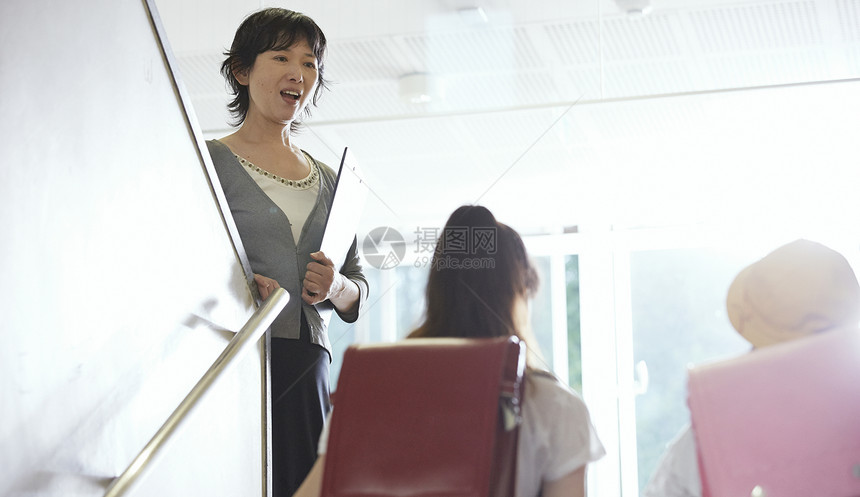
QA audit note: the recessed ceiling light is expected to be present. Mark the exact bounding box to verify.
[399,73,437,104]
[615,0,652,16]
[457,6,489,25]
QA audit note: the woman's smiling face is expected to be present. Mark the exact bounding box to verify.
[237,39,320,126]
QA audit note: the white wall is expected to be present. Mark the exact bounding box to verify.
[0,0,265,495]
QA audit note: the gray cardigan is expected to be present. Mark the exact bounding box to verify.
[206,139,368,354]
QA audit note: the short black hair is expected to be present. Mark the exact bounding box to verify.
[220,8,329,133]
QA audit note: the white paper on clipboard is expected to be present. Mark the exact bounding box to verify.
[319,147,368,272]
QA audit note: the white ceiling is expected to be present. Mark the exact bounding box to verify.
[154,0,860,237]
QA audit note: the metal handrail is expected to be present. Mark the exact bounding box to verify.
[103,288,288,497]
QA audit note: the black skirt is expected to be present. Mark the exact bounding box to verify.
[269,315,331,497]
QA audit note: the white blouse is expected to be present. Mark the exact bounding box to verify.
[516,372,606,496]
[234,153,319,244]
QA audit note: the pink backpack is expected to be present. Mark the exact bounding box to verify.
[688,328,860,497]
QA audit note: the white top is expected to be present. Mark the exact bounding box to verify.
[516,372,605,496]
[318,372,605,497]
[235,153,319,244]
[642,424,702,497]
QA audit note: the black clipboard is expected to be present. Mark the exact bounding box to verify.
[319,147,368,272]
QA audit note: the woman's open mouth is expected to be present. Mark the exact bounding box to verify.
[281,90,300,101]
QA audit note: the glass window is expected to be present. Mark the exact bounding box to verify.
[394,263,429,339]
[522,253,583,393]
[628,247,751,491]
[530,256,555,372]
[566,254,582,394]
